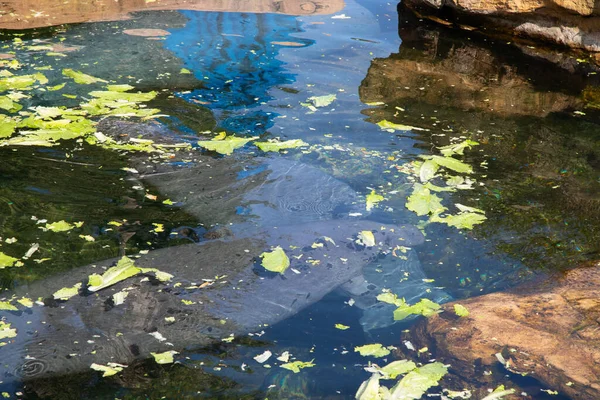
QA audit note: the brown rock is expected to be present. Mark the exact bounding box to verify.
[402,0,600,52]
[0,0,344,30]
[408,265,600,399]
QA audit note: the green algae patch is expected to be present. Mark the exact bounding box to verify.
[87,256,140,292]
[280,359,315,373]
[355,343,391,358]
[260,246,290,274]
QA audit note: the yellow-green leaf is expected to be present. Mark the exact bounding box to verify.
[354,343,390,358]
[254,139,308,152]
[62,69,107,84]
[356,230,376,247]
[0,301,17,311]
[406,184,446,216]
[280,359,315,373]
[197,136,257,155]
[366,190,384,211]
[260,246,290,274]
[90,362,126,377]
[44,220,74,232]
[454,304,470,317]
[335,323,350,330]
[87,256,141,292]
[377,120,428,132]
[0,252,18,269]
[151,350,178,364]
[53,283,82,300]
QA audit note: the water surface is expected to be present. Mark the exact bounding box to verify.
[1,0,599,398]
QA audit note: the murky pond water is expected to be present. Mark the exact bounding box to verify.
[1,0,600,398]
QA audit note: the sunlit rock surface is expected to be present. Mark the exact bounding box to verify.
[0,0,344,29]
[401,0,600,53]
[407,264,600,399]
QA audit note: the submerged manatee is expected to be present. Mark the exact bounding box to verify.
[133,152,450,328]
[0,121,448,385]
[1,220,422,383]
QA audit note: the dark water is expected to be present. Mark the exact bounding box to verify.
[0,0,599,398]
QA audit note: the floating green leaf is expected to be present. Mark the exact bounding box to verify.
[357,230,376,247]
[377,120,428,132]
[430,212,487,230]
[260,246,290,274]
[53,283,82,300]
[335,323,350,330]
[44,220,74,232]
[254,139,308,152]
[366,190,384,211]
[0,252,18,269]
[17,297,34,308]
[139,267,174,282]
[90,362,126,377]
[419,159,439,183]
[151,350,178,364]
[112,291,129,306]
[389,362,448,399]
[481,385,516,400]
[180,68,191,74]
[355,343,391,358]
[376,292,405,307]
[393,298,441,321]
[438,140,479,157]
[88,90,157,102]
[0,301,17,311]
[355,374,382,400]
[106,84,135,92]
[421,155,472,174]
[62,69,107,84]
[197,136,257,155]
[280,359,315,373]
[406,184,446,216]
[47,83,66,91]
[379,360,418,379]
[308,94,336,107]
[0,73,46,92]
[0,321,17,340]
[454,304,470,317]
[87,256,141,292]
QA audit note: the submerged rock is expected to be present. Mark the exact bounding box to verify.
[407,264,600,399]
